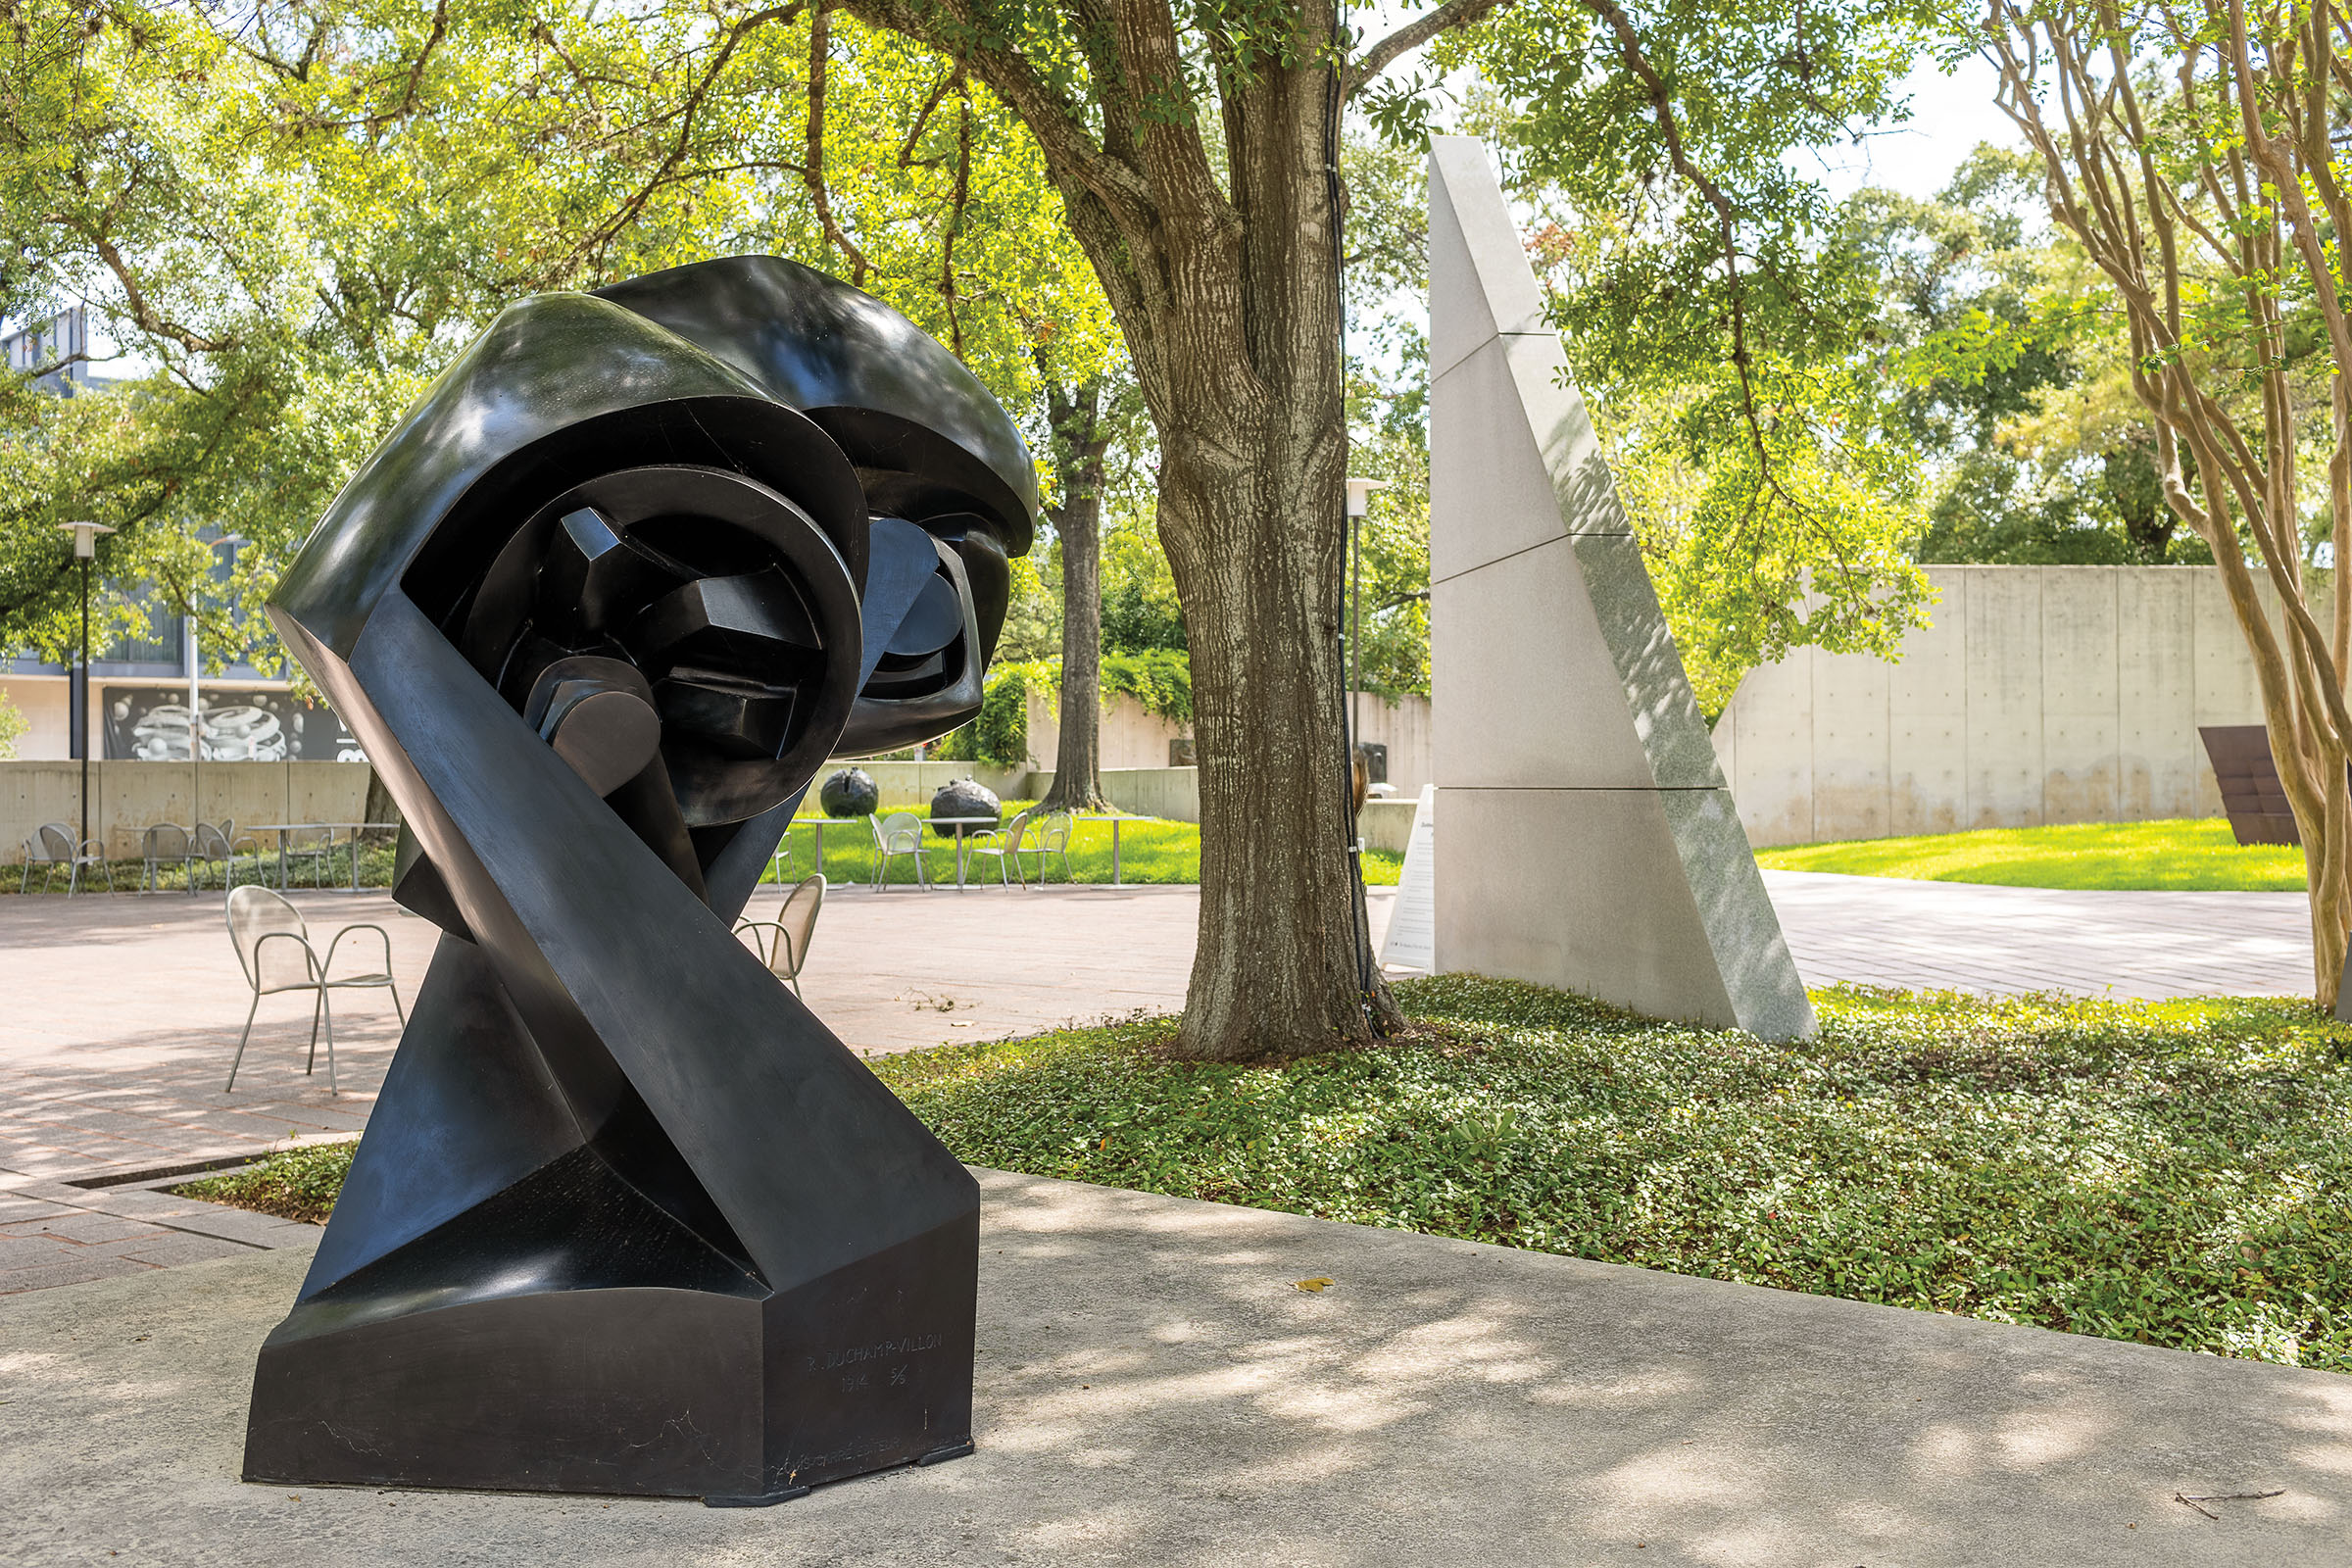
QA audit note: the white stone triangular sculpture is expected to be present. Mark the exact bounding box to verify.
[1379,784,1437,974]
[1427,136,1814,1039]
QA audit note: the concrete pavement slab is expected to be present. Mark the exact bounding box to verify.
[1,1168,2345,1566]
[0,882,1297,1185]
[1763,869,2315,1000]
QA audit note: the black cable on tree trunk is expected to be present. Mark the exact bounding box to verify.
[1325,0,1385,1033]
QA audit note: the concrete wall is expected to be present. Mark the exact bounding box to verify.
[839,764,1399,837]
[1358,797,1417,855]
[1019,687,1434,799]
[1350,694,1434,801]
[1020,766,1202,822]
[820,760,1203,821]
[817,760,1032,810]
[1711,564,2304,847]
[7,755,1227,866]
[1023,689,1190,772]
[3,760,371,862]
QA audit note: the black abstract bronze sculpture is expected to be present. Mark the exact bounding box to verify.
[241,257,1037,1504]
[821,764,880,818]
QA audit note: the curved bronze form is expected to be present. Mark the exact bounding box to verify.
[242,257,1033,1503]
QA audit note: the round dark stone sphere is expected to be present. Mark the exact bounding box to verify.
[929,778,1001,838]
[818,766,879,818]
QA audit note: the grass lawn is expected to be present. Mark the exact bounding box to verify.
[8,808,1402,893]
[1756,817,2307,892]
[763,803,1402,888]
[181,976,2352,1372]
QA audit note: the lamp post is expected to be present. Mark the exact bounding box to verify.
[55,520,116,854]
[1342,478,1390,765]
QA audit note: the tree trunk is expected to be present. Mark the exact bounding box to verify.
[1040,377,1112,813]
[361,765,402,843]
[1160,416,1387,1058]
[845,0,1396,1057]
[1135,56,1392,1059]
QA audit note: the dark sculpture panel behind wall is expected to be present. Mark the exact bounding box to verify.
[242,256,1037,1504]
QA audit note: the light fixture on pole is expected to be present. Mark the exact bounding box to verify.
[1342,479,1390,760]
[56,520,116,855]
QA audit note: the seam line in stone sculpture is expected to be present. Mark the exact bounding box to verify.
[1442,785,1731,793]
[1430,530,1631,589]
[1428,330,1576,391]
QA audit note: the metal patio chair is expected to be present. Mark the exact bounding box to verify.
[281,823,338,889]
[1023,809,1076,884]
[736,874,826,997]
[23,821,112,895]
[20,821,71,895]
[965,807,1044,888]
[190,821,258,892]
[869,810,929,890]
[140,822,195,894]
[223,884,404,1095]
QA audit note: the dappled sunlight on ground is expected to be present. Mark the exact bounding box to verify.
[4,1168,2350,1563]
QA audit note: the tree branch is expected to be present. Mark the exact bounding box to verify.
[897,67,956,168]
[564,0,808,272]
[1571,0,1788,530]
[1346,0,1515,97]
[842,0,1155,230]
[941,86,973,359]
[803,5,874,287]
[89,237,234,356]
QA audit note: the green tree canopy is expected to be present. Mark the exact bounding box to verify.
[0,0,1118,664]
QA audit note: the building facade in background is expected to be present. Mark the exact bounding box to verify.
[1,308,359,762]
[3,306,95,396]
[1,631,360,763]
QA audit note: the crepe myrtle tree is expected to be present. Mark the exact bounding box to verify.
[1985,0,2352,1004]
[830,0,1926,1058]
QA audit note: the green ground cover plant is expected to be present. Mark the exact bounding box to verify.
[181,977,2352,1371]
[880,978,2352,1369]
[1757,818,2306,892]
[178,1144,355,1224]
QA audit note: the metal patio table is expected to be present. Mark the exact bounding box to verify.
[927,815,1000,890]
[792,811,1137,887]
[246,821,402,893]
[1083,814,1131,886]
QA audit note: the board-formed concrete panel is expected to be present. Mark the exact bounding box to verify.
[2116,569,2197,817]
[1964,567,2044,828]
[1428,136,1813,1040]
[2041,567,2121,824]
[1813,648,1890,841]
[1713,564,2331,846]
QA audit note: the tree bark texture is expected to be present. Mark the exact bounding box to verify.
[846,0,1398,1056]
[1041,376,1112,812]
[361,766,403,844]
